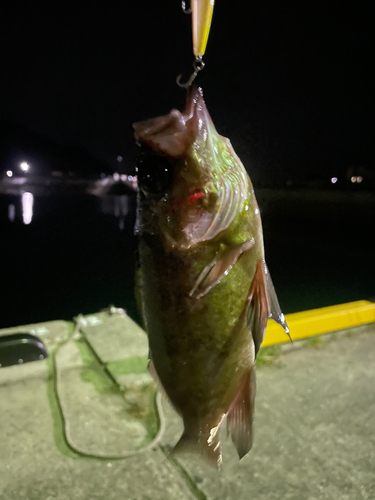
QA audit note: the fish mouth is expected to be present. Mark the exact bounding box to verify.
[184,86,206,120]
[133,87,208,159]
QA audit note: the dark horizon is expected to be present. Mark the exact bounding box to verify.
[0,119,112,178]
[1,0,373,183]
[1,118,374,190]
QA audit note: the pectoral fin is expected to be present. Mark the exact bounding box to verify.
[189,239,255,299]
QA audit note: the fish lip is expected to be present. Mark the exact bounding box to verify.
[133,87,210,159]
[183,86,205,121]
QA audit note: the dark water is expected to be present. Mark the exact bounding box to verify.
[258,189,374,313]
[0,188,374,329]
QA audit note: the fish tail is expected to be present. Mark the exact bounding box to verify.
[172,430,222,469]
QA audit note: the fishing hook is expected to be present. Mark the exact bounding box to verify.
[181,1,192,14]
[176,56,205,88]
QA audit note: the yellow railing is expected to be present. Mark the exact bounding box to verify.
[263,300,375,347]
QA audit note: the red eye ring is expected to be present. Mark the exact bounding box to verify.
[187,191,204,202]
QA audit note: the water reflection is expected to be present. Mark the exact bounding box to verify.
[7,193,34,224]
[8,204,15,222]
[21,192,34,225]
[101,195,131,231]
[5,187,133,232]
[89,174,137,231]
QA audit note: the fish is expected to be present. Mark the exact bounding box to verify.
[133,87,289,467]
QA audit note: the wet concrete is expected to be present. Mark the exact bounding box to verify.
[1,314,374,499]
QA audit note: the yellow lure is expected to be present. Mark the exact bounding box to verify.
[191,0,215,58]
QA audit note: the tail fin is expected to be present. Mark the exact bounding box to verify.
[172,430,222,469]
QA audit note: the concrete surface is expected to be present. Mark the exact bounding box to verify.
[1,314,374,500]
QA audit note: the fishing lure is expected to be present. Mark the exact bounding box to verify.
[177,0,215,88]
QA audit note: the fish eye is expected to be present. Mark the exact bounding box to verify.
[136,154,174,196]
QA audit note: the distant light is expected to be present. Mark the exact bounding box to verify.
[117,156,123,162]
[20,162,30,172]
[128,175,133,181]
[6,170,13,177]
[351,176,356,183]
[357,176,363,183]
[331,177,338,184]
[22,192,34,225]
[113,172,120,181]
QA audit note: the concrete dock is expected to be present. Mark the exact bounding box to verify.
[1,309,374,500]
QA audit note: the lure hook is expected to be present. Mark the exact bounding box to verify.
[176,56,205,88]
[181,1,192,14]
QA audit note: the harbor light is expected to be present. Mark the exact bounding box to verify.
[6,170,13,177]
[331,177,337,184]
[20,162,30,172]
[351,176,364,183]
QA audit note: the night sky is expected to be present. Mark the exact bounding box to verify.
[1,0,373,183]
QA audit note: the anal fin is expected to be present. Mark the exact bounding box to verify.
[226,366,256,459]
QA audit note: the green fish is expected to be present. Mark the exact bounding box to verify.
[133,87,289,467]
